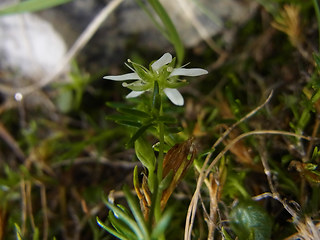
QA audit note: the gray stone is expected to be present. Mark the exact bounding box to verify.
[0,13,67,80]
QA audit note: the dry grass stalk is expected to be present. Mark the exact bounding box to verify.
[184,91,274,239]
[184,91,319,240]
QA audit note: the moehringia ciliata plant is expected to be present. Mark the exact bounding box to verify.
[98,53,208,240]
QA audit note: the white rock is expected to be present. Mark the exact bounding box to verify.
[0,13,67,80]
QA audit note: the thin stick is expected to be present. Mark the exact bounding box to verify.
[39,183,49,240]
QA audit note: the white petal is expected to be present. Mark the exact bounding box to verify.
[169,68,208,77]
[164,88,184,106]
[103,72,140,81]
[151,53,172,71]
[126,91,145,98]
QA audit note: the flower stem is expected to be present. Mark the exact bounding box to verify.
[154,96,165,240]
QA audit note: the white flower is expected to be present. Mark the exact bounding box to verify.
[103,53,208,106]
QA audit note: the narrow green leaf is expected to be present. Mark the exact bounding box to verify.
[106,102,130,109]
[0,0,72,16]
[164,126,182,134]
[135,137,156,171]
[147,0,184,65]
[157,115,177,124]
[297,109,310,132]
[312,146,320,160]
[32,228,39,240]
[151,207,174,238]
[108,211,137,240]
[96,217,129,240]
[123,185,150,239]
[14,224,24,240]
[134,0,167,38]
[104,201,144,239]
[311,88,320,103]
[221,226,234,240]
[116,120,142,128]
[117,107,151,119]
[147,178,159,228]
[128,123,154,146]
[106,114,142,123]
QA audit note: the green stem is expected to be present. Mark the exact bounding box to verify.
[154,97,165,240]
[157,120,165,182]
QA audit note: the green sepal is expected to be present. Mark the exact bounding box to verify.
[167,57,177,69]
[165,80,189,89]
[152,81,161,112]
[123,81,152,91]
[134,136,156,171]
[131,61,152,82]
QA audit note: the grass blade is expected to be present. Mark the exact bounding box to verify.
[123,185,150,239]
[104,200,144,239]
[0,0,72,16]
[96,217,130,240]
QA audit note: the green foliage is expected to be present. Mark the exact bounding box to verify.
[230,200,272,240]
[134,0,185,65]
[56,62,91,113]
[97,185,174,240]
[222,168,249,200]
[15,223,41,240]
[0,0,72,16]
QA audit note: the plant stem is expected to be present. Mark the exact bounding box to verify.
[154,97,165,240]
